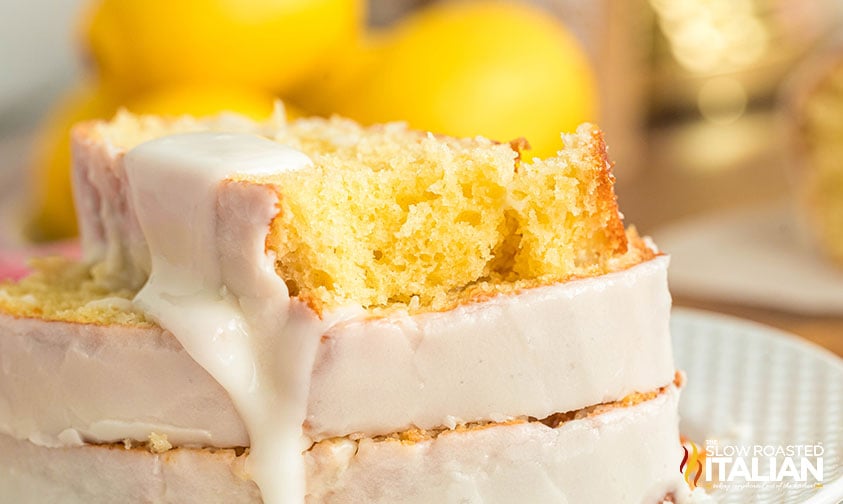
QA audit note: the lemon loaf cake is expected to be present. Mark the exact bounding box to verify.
[0,108,694,503]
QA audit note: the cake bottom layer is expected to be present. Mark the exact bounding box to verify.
[0,384,692,504]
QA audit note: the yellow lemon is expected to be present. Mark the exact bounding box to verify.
[124,85,278,119]
[287,33,384,117]
[28,83,119,241]
[29,83,287,240]
[83,0,365,95]
[333,1,597,158]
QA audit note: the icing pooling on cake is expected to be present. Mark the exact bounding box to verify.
[124,132,350,504]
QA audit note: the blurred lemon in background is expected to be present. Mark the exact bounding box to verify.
[30,0,597,240]
[331,1,597,159]
[29,83,117,241]
[29,84,279,240]
[30,0,351,240]
[83,0,365,94]
[288,33,383,117]
[124,85,277,119]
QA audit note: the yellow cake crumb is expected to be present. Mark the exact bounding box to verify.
[147,432,173,454]
[254,119,629,312]
[0,257,150,326]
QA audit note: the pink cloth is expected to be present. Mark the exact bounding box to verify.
[0,240,81,281]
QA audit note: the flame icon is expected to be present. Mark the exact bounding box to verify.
[679,438,705,489]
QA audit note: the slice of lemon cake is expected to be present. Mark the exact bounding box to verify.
[0,108,694,503]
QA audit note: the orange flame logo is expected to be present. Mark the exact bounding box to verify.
[679,438,706,489]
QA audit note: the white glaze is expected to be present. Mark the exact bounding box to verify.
[306,384,691,503]
[72,113,272,290]
[0,314,248,448]
[308,255,673,439]
[124,132,330,504]
[0,257,673,449]
[0,385,695,504]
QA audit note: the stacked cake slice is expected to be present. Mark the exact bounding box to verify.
[0,108,694,503]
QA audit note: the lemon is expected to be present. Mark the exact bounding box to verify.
[333,1,597,158]
[83,0,365,95]
[28,83,118,241]
[124,85,277,119]
[287,33,384,117]
[29,83,286,240]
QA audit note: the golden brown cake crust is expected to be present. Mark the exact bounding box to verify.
[587,125,627,255]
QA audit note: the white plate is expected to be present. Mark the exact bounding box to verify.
[672,308,843,503]
[655,202,843,316]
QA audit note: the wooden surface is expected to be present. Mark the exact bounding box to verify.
[618,113,843,358]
